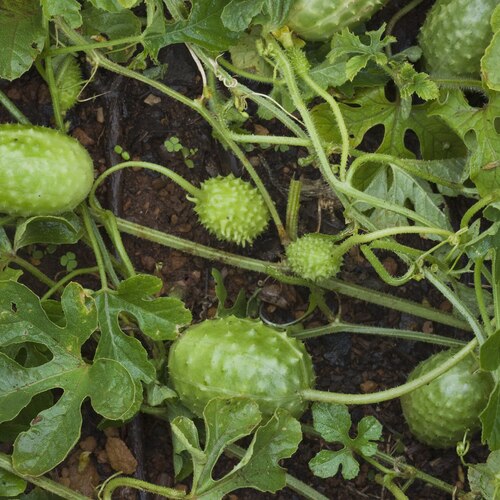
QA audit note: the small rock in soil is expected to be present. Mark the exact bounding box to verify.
[105,437,138,475]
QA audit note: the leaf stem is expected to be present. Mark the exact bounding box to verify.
[80,205,108,290]
[300,337,478,404]
[9,255,56,287]
[40,266,99,301]
[0,89,30,124]
[100,476,186,499]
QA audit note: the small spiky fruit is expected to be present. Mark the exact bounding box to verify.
[168,316,315,417]
[419,0,497,76]
[286,0,389,41]
[401,349,493,449]
[191,174,270,246]
[53,54,83,114]
[286,233,341,281]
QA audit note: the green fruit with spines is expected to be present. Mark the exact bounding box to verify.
[0,124,94,216]
[286,0,389,41]
[168,316,315,417]
[419,0,497,76]
[191,174,270,246]
[400,349,493,449]
[286,233,341,281]
[53,54,83,114]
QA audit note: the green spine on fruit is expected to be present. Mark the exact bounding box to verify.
[419,0,497,76]
[400,349,493,449]
[190,174,270,246]
[286,0,389,41]
[286,233,341,281]
[0,124,94,216]
[168,316,315,417]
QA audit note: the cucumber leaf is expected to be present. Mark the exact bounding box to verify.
[481,5,500,91]
[144,0,241,53]
[46,0,82,28]
[0,469,26,497]
[309,403,382,480]
[481,383,500,450]
[171,399,301,497]
[0,0,46,80]
[94,274,191,389]
[468,450,500,500]
[13,213,83,251]
[429,90,500,197]
[312,87,466,159]
[0,281,138,475]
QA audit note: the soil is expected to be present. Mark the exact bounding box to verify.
[0,1,490,498]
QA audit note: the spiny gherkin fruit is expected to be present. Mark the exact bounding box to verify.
[286,0,389,41]
[418,0,497,76]
[400,349,493,449]
[191,174,270,246]
[168,316,315,417]
[286,233,342,281]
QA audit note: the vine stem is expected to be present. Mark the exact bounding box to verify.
[300,337,478,405]
[460,190,500,228]
[80,205,108,290]
[100,477,186,500]
[296,63,350,181]
[98,213,470,330]
[292,321,466,347]
[423,269,487,344]
[474,257,494,337]
[0,452,90,500]
[332,226,453,260]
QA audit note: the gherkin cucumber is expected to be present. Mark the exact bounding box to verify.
[286,0,389,41]
[400,349,493,449]
[168,316,315,417]
[0,124,94,216]
[419,0,497,76]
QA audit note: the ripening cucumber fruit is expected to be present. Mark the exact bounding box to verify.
[419,0,497,76]
[168,316,315,417]
[0,124,94,216]
[286,0,389,41]
[400,349,493,449]
[190,174,270,246]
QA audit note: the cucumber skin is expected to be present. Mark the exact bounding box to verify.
[419,0,497,76]
[0,124,94,216]
[400,350,493,449]
[168,316,315,417]
[286,0,389,41]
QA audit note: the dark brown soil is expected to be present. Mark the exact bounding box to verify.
[0,1,489,498]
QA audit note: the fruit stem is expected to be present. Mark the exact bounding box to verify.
[300,337,478,404]
[90,161,201,199]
